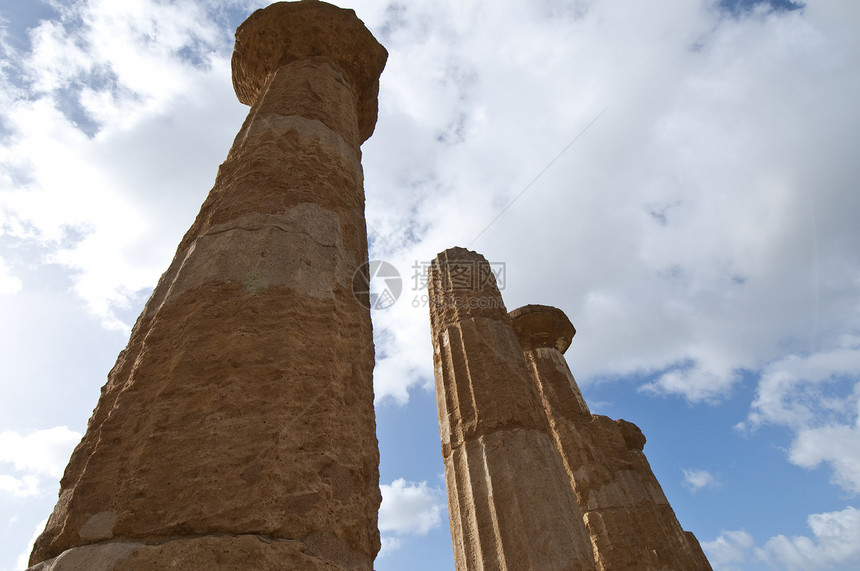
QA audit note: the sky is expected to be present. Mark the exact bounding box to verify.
[0,0,858,569]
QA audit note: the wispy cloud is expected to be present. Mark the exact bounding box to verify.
[682,468,719,493]
[0,0,249,330]
[378,478,444,556]
[15,517,47,570]
[757,506,860,571]
[0,256,21,295]
[738,336,860,494]
[789,423,860,494]
[701,529,754,571]
[361,0,860,409]
[0,426,81,497]
[705,507,860,571]
[0,474,39,498]
[1,1,859,568]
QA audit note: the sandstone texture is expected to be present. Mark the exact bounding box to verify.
[429,250,712,570]
[30,2,387,569]
[429,248,597,571]
[511,304,711,570]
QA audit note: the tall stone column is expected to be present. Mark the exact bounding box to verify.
[29,2,387,570]
[510,304,711,570]
[428,248,597,571]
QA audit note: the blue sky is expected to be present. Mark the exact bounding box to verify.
[1,1,859,570]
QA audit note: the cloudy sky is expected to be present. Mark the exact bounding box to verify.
[1,0,858,569]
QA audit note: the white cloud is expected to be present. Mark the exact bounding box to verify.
[756,506,860,571]
[0,426,81,487]
[378,478,444,556]
[682,468,718,493]
[744,339,860,430]
[378,535,403,558]
[704,508,860,571]
[789,423,860,494]
[0,257,21,295]
[379,478,444,536]
[2,0,857,404]
[0,474,39,498]
[738,338,860,495]
[0,0,249,330]
[371,252,436,405]
[701,529,754,571]
[16,518,47,570]
[0,426,81,498]
[642,366,738,404]
[26,0,224,104]
[359,0,860,408]
[0,0,857,568]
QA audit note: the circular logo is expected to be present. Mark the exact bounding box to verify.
[352,260,402,310]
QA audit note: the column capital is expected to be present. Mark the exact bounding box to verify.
[232,1,387,142]
[509,304,576,353]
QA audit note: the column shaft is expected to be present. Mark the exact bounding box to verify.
[511,305,712,570]
[30,3,386,569]
[429,248,597,571]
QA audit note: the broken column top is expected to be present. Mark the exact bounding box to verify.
[429,247,508,330]
[509,304,576,353]
[231,0,388,142]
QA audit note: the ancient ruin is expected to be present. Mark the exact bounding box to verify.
[429,248,712,570]
[428,248,597,570]
[29,2,386,569]
[29,1,711,568]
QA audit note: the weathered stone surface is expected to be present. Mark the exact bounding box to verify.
[28,536,346,571]
[30,2,386,569]
[509,304,576,353]
[511,304,712,570]
[232,0,387,143]
[429,248,597,571]
[511,305,590,418]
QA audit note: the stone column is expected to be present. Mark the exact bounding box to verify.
[510,304,712,570]
[429,248,597,571]
[29,3,387,570]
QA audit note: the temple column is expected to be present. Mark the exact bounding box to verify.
[29,2,387,569]
[429,248,597,571]
[510,304,712,570]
